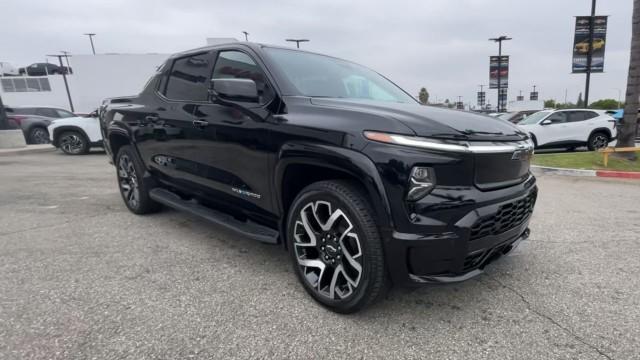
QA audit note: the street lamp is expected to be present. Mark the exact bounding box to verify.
[242,31,249,41]
[612,88,622,108]
[84,33,96,55]
[489,35,512,112]
[47,54,74,112]
[286,39,309,48]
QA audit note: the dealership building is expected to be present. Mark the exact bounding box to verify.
[0,38,239,113]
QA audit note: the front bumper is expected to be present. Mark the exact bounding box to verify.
[382,185,537,286]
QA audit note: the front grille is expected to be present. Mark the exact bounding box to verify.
[470,192,536,240]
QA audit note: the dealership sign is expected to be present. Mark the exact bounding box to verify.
[489,56,509,89]
[572,16,608,73]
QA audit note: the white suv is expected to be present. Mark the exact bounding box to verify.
[47,111,103,155]
[518,109,616,151]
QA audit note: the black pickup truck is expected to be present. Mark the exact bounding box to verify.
[100,43,537,313]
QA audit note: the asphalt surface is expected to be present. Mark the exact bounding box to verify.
[1,150,639,359]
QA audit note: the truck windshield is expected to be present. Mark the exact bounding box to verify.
[264,47,415,103]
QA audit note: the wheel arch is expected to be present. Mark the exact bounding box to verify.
[275,142,393,248]
[589,127,612,140]
[51,125,89,147]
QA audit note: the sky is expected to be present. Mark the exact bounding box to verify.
[1,0,633,107]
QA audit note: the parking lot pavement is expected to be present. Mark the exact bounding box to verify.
[1,152,639,360]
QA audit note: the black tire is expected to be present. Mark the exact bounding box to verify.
[587,131,609,151]
[286,180,387,313]
[58,131,89,155]
[28,127,50,144]
[115,145,161,215]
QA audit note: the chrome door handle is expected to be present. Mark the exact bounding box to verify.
[192,119,209,127]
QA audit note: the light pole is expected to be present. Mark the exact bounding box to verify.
[61,51,71,71]
[286,39,309,48]
[84,33,96,55]
[583,0,597,108]
[489,35,512,112]
[242,31,249,41]
[47,54,74,112]
[612,88,622,108]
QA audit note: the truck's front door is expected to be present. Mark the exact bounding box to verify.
[189,49,277,218]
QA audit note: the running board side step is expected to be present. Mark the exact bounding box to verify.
[149,188,279,244]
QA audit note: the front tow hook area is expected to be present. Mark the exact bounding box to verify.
[409,228,530,284]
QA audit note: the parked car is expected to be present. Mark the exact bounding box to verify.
[0,62,20,76]
[101,43,537,313]
[4,105,76,119]
[48,110,103,154]
[5,113,52,144]
[518,109,616,150]
[498,110,539,124]
[18,63,72,76]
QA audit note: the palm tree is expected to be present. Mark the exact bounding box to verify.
[616,0,640,159]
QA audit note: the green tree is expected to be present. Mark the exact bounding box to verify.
[576,92,584,108]
[617,0,639,159]
[589,99,621,110]
[418,87,429,104]
[544,99,556,108]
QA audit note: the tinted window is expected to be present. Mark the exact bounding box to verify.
[584,111,599,120]
[212,51,274,103]
[165,53,213,101]
[546,112,568,124]
[55,109,75,118]
[36,108,59,118]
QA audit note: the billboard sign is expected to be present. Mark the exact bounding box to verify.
[489,56,509,89]
[572,16,607,73]
[530,91,539,101]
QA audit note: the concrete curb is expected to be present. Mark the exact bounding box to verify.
[0,145,56,157]
[531,165,640,180]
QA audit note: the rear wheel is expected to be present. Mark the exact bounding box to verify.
[28,127,49,144]
[587,132,609,151]
[59,131,89,155]
[116,146,161,214]
[286,180,387,313]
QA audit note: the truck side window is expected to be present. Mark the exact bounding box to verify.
[165,53,213,102]
[212,51,274,104]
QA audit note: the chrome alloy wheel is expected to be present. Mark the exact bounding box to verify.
[293,201,363,300]
[591,134,608,149]
[30,128,49,144]
[117,154,140,209]
[60,134,84,154]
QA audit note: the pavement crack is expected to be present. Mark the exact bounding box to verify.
[482,276,614,360]
[0,213,103,237]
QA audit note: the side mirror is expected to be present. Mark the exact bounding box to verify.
[540,119,552,126]
[210,78,259,103]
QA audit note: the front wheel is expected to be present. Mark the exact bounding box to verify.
[59,131,89,155]
[286,180,387,313]
[115,146,161,215]
[587,132,609,151]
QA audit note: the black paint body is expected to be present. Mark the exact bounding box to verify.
[101,43,537,286]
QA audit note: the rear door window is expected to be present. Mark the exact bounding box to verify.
[164,53,214,101]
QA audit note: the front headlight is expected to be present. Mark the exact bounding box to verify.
[364,131,469,152]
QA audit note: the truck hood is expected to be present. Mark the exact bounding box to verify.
[309,98,528,141]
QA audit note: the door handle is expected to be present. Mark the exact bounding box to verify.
[192,119,209,128]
